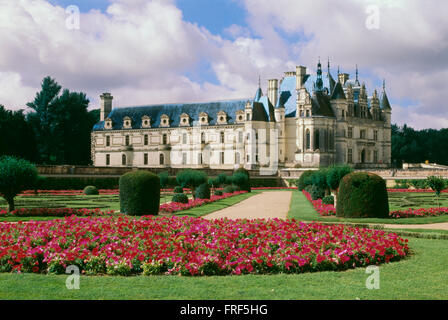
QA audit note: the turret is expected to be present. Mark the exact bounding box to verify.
[268,79,278,106]
[296,66,307,90]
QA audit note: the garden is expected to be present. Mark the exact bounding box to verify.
[1,156,448,299]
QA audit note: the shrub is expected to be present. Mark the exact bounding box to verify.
[172,193,189,204]
[158,171,170,189]
[326,165,353,191]
[310,168,329,191]
[337,172,389,218]
[173,186,184,194]
[214,190,223,196]
[83,186,99,195]
[195,183,211,200]
[119,170,160,216]
[409,179,427,189]
[176,170,207,198]
[297,170,315,191]
[310,185,325,200]
[234,168,251,192]
[223,185,235,193]
[0,156,38,211]
[426,176,446,207]
[322,195,334,205]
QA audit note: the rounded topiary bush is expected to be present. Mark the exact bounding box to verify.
[223,185,235,194]
[310,185,325,200]
[172,193,189,204]
[83,185,99,195]
[297,170,314,191]
[336,172,389,218]
[195,183,210,200]
[234,168,251,192]
[173,186,183,194]
[119,170,160,216]
[214,190,223,196]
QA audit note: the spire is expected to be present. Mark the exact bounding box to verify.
[327,57,336,94]
[314,58,324,92]
[380,79,391,110]
[355,64,360,86]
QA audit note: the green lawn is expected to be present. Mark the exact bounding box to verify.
[288,190,448,225]
[0,237,446,300]
[389,191,448,210]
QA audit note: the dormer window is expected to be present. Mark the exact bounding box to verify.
[141,115,151,128]
[104,117,113,130]
[199,112,209,125]
[123,116,132,129]
[180,113,190,127]
[217,111,228,125]
[236,110,245,124]
[160,114,170,128]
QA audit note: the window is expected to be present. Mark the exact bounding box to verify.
[144,153,148,165]
[238,131,243,143]
[220,152,224,164]
[160,153,164,165]
[247,154,250,162]
[182,133,187,144]
[162,134,167,145]
[306,129,311,150]
[144,134,148,146]
[246,113,250,121]
[122,154,126,165]
[300,110,304,117]
[315,129,320,150]
[306,110,310,117]
[198,153,203,165]
[106,154,110,166]
[182,153,187,165]
[235,152,240,164]
[220,132,225,143]
[106,136,110,147]
[348,149,353,163]
[360,129,366,139]
[125,135,130,146]
[374,130,378,141]
[348,127,353,138]
[374,150,378,163]
[201,132,205,143]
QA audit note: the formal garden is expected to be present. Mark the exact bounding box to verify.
[0,156,447,299]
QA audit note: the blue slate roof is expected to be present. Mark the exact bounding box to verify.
[277,75,297,117]
[93,99,250,131]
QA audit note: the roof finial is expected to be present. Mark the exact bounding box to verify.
[337,65,340,75]
[383,79,386,91]
[356,64,359,82]
[327,57,330,73]
[258,75,261,88]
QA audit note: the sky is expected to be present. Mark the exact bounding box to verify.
[0,0,447,129]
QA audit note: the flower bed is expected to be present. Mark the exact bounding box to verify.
[18,188,192,196]
[0,208,115,218]
[388,189,448,193]
[0,216,409,275]
[160,191,247,214]
[303,191,336,216]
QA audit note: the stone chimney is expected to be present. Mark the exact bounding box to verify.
[100,93,113,122]
[338,73,349,85]
[267,79,278,106]
[296,66,307,90]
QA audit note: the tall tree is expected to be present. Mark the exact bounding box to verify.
[0,105,37,161]
[27,77,95,165]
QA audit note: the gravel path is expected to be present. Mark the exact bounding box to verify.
[204,191,292,220]
[382,222,448,231]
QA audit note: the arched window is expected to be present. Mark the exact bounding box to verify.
[122,154,126,166]
[315,129,320,150]
[159,153,164,165]
[306,129,311,150]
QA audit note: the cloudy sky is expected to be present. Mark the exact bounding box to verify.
[0,0,447,129]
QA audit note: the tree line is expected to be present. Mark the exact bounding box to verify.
[0,77,99,165]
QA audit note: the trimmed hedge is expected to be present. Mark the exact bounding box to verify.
[234,168,251,192]
[336,172,389,218]
[172,193,189,204]
[322,195,334,205]
[310,185,325,200]
[223,185,236,193]
[195,183,211,200]
[214,190,223,196]
[119,170,160,216]
[83,186,99,195]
